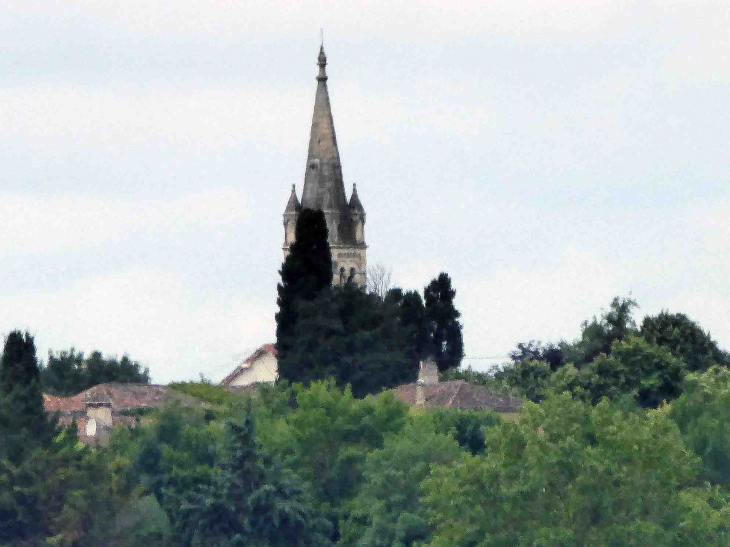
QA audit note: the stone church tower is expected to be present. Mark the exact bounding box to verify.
[283,46,367,288]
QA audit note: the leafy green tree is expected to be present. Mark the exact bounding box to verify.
[0,422,124,546]
[496,358,553,403]
[670,366,730,487]
[423,393,729,547]
[509,340,566,371]
[258,381,410,540]
[42,348,150,396]
[426,408,502,455]
[175,407,332,547]
[551,336,686,408]
[423,273,464,372]
[339,419,464,547]
[90,495,173,547]
[126,404,221,516]
[641,311,729,372]
[276,208,333,380]
[562,295,638,367]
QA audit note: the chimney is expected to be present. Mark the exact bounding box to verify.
[418,358,439,385]
[85,388,113,428]
[416,379,425,408]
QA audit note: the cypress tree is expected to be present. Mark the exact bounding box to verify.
[276,208,333,380]
[0,330,40,394]
[424,273,464,372]
[399,289,431,365]
[0,330,56,461]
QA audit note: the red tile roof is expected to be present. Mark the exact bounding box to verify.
[44,383,197,413]
[47,384,201,446]
[392,380,523,413]
[220,343,277,386]
[44,392,85,412]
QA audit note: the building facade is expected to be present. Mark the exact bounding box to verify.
[283,46,367,288]
[219,344,278,387]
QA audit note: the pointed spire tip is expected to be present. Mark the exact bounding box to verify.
[317,43,328,81]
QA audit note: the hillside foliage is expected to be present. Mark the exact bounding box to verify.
[2,292,730,545]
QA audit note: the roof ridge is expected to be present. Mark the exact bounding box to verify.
[445,381,465,408]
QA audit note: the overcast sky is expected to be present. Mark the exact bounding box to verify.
[2,0,728,383]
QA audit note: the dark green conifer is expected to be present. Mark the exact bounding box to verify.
[0,331,56,461]
[1,330,40,393]
[424,273,464,372]
[276,208,333,380]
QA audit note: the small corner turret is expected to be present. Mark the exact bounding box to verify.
[283,184,300,247]
[349,183,366,245]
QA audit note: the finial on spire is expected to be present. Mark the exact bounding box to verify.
[317,42,328,81]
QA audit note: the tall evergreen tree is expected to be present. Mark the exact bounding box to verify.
[1,330,40,393]
[424,273,464,372]
[385,289,432,370]
[0,331,56,461]
[276,208,333,379]
[278,285,415,397]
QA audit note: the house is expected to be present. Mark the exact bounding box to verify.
[43,383,199,445]
[220,344,278,387]
[392,359,524,417]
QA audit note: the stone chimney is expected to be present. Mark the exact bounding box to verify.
[415,358,438,408]
[416,380,425,407]
[85,389,112,428]
[418,358,439,385]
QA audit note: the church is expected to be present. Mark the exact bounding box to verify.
[223,45,367,388]
[283,45,367,288]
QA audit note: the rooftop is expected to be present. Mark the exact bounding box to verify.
[44,383,198,413]
[392,380,524,413]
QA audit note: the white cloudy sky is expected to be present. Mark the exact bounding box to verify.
[1,0,728,383]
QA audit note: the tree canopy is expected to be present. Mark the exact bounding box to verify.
[423,273,464,372]
[275,216,463,396]
[41,348,150,396]
[497,296,729,408]
[641,310,729,372]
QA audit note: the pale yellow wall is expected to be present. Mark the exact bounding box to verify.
[229,352,278,386]
[285,220,296,245]
[87,405,112,427]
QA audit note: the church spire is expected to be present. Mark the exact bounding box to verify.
[283,44,367,288]
[300,45,348,213]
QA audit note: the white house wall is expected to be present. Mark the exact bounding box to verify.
[229,353,278,386]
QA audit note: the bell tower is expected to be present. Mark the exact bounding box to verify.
[282,45,367,288]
